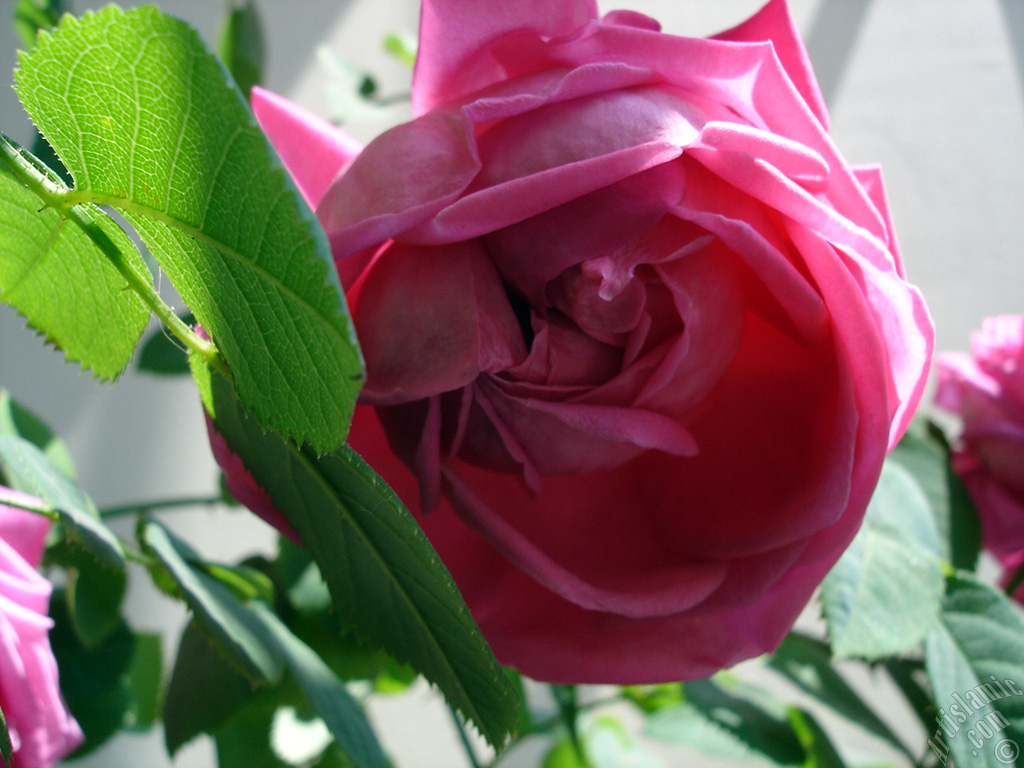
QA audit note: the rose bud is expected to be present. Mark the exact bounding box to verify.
[215,0,933,683]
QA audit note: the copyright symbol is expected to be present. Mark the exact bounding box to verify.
[995,739,1019,764]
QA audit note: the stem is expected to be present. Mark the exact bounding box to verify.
[0,135,228,378]
[447,705,482,768]
[551,685,590,767]
[100,495,224,519]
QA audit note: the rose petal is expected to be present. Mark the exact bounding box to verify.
[251,87,362,210]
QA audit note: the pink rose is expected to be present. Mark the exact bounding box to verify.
[225,0,933,682]
[936,315,1024,583]
[0,492,83,768]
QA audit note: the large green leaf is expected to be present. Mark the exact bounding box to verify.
[821,460,944,659]
[924,573,1024,768]
[15,7,364,450]
[0,136,150,380]
[206,370,520,750]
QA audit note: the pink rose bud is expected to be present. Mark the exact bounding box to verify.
[0,496,83,768]
[223,0,933,682]
[936,315,1024,591]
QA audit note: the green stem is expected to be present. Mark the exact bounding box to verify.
[100,496,224,519]
[551,685,590,767]
[0,135,228,378]
[447,704,482,768]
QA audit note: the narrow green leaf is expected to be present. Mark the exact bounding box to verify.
[139,519,283,685]
[249,603,389,768]
[821,460,944,659]
[207,372,520,749]
[218,0,264,97]
[164,621,258,755]
[0,703,10,768]
[382,32,417,67]
[49,590,136,757]
[768,634,911,757]
[0,136,150,380]
[646,679,804,765]
[136,313,195,375]
[924,573,1024,768]
[15,7,364,450]
[0,435,124,571]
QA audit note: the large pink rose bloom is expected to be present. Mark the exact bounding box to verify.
[228,0,933,682]
[0,492,83,768]
[936,316,1024,575]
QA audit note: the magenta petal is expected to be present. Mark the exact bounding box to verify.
[349,241,525,404]
[320,109,482,259]
[413,0,598,114]
[712,0,829,130]
[250,87,362,210]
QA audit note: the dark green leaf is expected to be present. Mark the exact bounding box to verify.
[769,634,910,757]
[822,460,944,659]
[50,590,135,757]
[139,519,283,685]
[646,678,804,765]
[164,621,258,755]
[0,136,150,380]
[0,702,10,768]
[0,389,75,479]
[215,696,290,768]
[924,573,1024,768]
[218,0,265,97]
[15,7,364,450]
[787,709,848,768]
[123,633,162,732]
[207,371,520,749]
[883,659,934,736]
[137,313,195,375]
[249,603,389,768]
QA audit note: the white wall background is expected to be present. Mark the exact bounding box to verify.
[2,0,1024,766]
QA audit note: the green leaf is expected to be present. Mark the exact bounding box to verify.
[248,603,389,768]
[136,313,195,375]
[207,371,520,749]
[13,0,67,50]
[218,0,264,97]
[645,678,804,765]
[123,633,162,732]
[382,32,417,67]
[890,429,981,570]
[0,388,75,478]
[216,695,290,768]
[768,634,911,757]
[0,435,126,644]
[139,519,283,685]
[15,7,364,451]
[0,703,10,768]
[821,460,944,659]
[787,709,848,768]
[164,620,259,755]
[49,590,136,757]
[924,572,1024,768]
[0,136,150,380]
